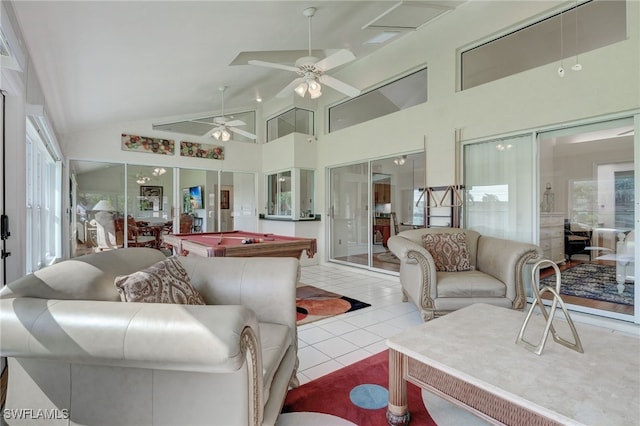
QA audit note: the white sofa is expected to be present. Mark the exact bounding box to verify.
[0,248,299,426]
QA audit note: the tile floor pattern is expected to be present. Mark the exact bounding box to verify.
[296,264,422,385]
[296,263,640,386]
[286,263,639,426]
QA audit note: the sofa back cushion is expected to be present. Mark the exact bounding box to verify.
[0,248,166,301]
[422,232,472,272]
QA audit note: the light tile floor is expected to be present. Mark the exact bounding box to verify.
[296,263,422,385]
[295,262,640,386]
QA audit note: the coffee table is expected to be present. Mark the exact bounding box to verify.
[386,303,640,426]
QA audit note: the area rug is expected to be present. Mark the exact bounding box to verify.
[540,263,635,306]
[375,251,400,264]
[296,285,371,326]
[282,350,437,426]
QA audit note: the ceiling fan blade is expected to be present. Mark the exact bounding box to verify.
[319,74,361,97]
[314,49,356,72]
[224,120,246,127]
[229,127,257,140]
[213,117,228,124]
[248,59,300,73]
[276,77,305,98]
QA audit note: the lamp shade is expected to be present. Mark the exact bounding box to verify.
[93,200,115,211]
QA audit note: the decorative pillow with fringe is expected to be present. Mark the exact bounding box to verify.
[115,256,205,305]
[421,233,472,272]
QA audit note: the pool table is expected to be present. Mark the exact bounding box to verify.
[163,230,317,259]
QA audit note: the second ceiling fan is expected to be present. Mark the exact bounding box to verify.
[191,86,257,142]
[249,7,361,99]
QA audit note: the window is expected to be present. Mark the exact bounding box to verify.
[26,118,62,272]
[329,67,427,133]
[266,108,313,142]
[460,0,627,90]
[267,171,292,217]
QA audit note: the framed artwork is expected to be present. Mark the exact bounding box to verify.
[122,134,175,155]
[140,186,163,211]
[220,190,230,210]
[180,141,224,160]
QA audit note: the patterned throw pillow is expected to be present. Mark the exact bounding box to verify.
[421,233,472,272]
[115,257,205,305]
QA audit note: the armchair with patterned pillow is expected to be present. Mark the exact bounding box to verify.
[0,248,299,426]
[388,228,542,321]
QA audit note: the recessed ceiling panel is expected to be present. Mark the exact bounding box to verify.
[362,1,458,31]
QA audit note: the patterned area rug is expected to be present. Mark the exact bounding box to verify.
[375,251,400,264]
[540,263,635,306]
[296,285,371,326]
[282,350,437,426]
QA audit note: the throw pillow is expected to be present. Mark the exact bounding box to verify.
[115,257,206,305]
[421,232,472,272]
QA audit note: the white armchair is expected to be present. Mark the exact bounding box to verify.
[388,228,542,321]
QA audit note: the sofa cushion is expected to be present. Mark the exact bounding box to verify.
[422,232,472,272]
[259,322,292,402]
[436,270,506,298]
[115,257,206,305]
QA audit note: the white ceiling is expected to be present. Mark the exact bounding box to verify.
[9,1,464,136]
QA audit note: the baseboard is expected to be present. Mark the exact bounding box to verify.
[0,363,7,409]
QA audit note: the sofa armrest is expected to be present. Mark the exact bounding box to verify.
[0,298,261,373]
[476,236,542,308]
[179,256,299,330]
[388,236,438,308]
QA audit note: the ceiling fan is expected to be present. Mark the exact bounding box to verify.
[248,7,361,99]
[191,86,257,142]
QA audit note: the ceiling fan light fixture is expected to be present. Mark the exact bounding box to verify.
[394,155,407,165]
[294,81,308,97]
[221,129,231,142]
[308,79,322,98]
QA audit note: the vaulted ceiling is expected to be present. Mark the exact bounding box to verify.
[9,1,465,136]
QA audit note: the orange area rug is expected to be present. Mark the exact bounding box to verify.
[296,285,371,326]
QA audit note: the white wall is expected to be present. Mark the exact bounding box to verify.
[299,0,639,263]
[5,0,639,268]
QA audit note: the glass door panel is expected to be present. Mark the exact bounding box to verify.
[329,162,370,267]
[69,160,125,257]
[221,171,257,232]
[538,117,635,321]
[179,168,207,233]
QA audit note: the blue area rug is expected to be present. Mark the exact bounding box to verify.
[540,263,634,306]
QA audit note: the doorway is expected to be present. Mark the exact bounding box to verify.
[538,117,636,320]
[329,152,425,273]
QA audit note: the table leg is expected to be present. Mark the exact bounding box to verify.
[386,349,410,426]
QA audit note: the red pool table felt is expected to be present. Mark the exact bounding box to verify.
[163,230,316,258]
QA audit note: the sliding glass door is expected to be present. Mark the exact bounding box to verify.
[329,152,425,272]
[537,117,636,321]
[329,162,370,268]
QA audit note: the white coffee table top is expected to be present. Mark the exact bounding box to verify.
[387,304,640,426]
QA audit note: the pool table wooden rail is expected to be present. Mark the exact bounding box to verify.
[163,231,316,259]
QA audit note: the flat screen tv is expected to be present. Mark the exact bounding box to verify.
[189,185,204,210]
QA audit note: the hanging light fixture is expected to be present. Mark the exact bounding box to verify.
[394,155,407,165]
[571,0,582,71]
[558,6,565,77]
[293,7,323,99]
[213,86,232,141]
[152,167,166,176]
